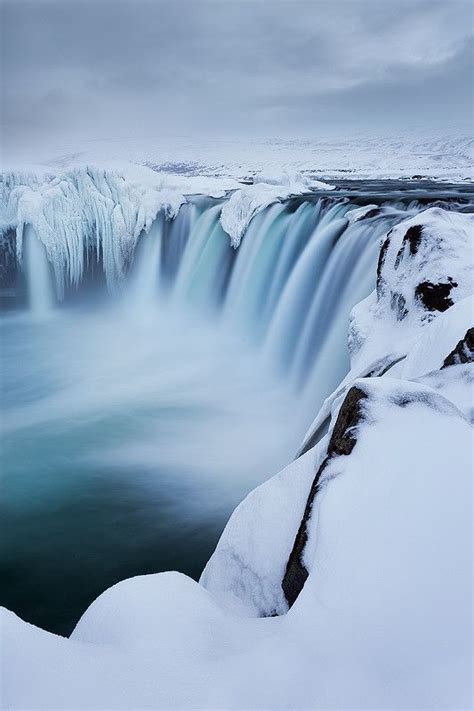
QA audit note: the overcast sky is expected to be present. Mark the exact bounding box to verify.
[1,0,473,160]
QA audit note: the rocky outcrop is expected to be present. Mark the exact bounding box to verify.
[282,386,367,606]
[442,327,474,368]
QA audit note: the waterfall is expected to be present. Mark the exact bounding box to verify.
[129,216,164,308]
[6,195,421,412]
[22,224,55,319]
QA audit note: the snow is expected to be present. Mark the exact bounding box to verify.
[349,208,474,372]
[219,171,332,248]
[346,203,380,223]
[0,164,335,293]
[391,295,474,380]
[201,441,327,617]
[300,208,474,456]
[4,128,473,181]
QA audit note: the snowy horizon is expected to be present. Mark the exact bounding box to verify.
[2,0,473,167]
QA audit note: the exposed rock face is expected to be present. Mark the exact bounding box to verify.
[282,386,367,607]
[376,234,390,294]
[401,224,423,255]
[442,327,474,368]
[415,278,457,312]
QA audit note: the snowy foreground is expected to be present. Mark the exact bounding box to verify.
[1,180,473,708]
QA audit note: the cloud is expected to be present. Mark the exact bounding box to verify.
[1,0,473,159]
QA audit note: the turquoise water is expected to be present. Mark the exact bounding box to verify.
[0,305,304,635]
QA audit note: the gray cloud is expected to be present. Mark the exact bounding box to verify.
[1,0,473,161]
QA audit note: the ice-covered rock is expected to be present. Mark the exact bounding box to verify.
[219,171,335,248]
[1,166,188,298]
[349,207,474,371]
[204,204,473,619]
[298,208,474,454]
[346,203,380,223]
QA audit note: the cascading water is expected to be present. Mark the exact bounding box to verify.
[2,181,467,637]
[129,216,164,308]
[22,224,55,319]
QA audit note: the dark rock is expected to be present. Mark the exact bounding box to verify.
[365,355,406,377]
[415,278,457,312]
[442,328,474,368]
[403,224,424,256]
[298,417,331,457]
[390,292,408,321]
[393,225,424,270]
[298,356,406,458]
[376,234,391,295]
[327,386,367,457]
[282,386,368,607]
[361,208,380,220]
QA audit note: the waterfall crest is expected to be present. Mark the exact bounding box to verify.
[5,194,423,411]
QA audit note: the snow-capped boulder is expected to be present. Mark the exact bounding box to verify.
[349,207,474,372]
[386,295,473,377]
[346,204,380,223]
[298,209,474,455]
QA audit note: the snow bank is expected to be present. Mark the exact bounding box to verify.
[299,207,474,453]
[346,203,380,223]
[201,441,327,617]
[1,373,471,709]
[349,207,474,371]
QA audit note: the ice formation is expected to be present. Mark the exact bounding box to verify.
[1,166,189,298]
[218,171,334,248]
[0,165,335,295]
